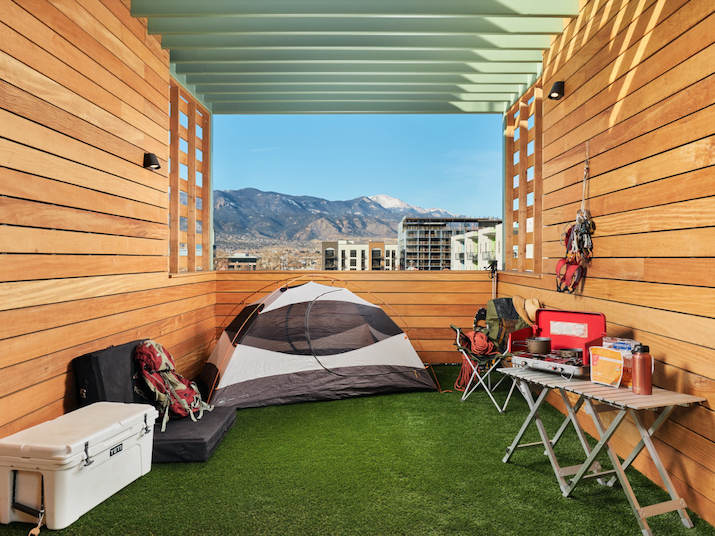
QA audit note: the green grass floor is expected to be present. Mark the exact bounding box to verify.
[3,366,714,536]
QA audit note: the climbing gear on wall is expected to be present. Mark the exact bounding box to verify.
[556,142,595,293]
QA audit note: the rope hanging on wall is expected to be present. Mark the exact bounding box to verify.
[555,141,595,293]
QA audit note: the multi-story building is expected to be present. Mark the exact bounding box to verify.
[450,230,479,271]
[215,252,259,271]
[398,217,499,271]
[476,223,504,271]
[450,223,506,271]
[321,241,397,271]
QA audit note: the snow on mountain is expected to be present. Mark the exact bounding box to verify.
[368,194,412,210]
[369,194,455,216]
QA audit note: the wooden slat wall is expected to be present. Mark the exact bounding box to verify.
[500,0,715,525]
[214,271,493,364]
[0,0,214,438]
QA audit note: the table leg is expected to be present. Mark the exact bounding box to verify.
[499,376,518,413]
[630,409,693,529]
[502,382,569,490]
[561,401,628,497]
[550,395,585,447]
[607,406,674,487]
[503,381,549,463]
[575,401,653,536]
[557,389,604,483]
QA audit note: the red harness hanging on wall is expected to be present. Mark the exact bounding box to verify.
[555,218,592,293]
[556,146,595,294]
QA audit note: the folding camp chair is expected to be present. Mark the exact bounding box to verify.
[450,324,517,413]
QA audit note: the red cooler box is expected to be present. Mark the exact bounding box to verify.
[508,309,606,366]
[0,402,157,530]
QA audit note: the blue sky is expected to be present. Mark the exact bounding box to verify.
[212,114,504,218]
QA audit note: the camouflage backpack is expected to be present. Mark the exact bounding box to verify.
[134,340,212,432]
[476,298,529,353]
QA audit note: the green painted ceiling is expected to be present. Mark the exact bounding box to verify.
[132,0,579,114]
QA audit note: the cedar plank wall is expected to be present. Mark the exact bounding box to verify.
[499,0,715,525]
[0,0,215,438]
[215,271,493,365]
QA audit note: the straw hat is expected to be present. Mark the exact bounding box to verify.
[512,295,532,326]
[525,298,541,324]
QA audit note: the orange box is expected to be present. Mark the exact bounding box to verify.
[590,347,623,387]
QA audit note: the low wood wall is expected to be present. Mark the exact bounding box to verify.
[0,269,490,439]
[0,273,217,439]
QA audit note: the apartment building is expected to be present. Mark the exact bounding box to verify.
[450,230,479,271]
[398,217,499,271]
[450,223,505,271]
[321,241,397,271]
[214,253,259,271]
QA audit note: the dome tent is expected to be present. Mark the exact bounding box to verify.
[198,281,436,408]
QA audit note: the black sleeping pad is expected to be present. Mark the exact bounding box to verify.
[152,407,236,463]
[72,340,235,462]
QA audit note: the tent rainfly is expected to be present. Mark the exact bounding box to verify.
[199,281,436,408]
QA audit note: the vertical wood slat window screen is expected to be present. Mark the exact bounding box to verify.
[169,79,211,273]
[504,83,542,273]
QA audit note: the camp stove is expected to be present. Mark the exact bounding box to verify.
[507,309,606,378]
[511,352,588,378]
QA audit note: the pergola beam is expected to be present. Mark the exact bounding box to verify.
[210,100,508,114]
[160,34,554,50]
[173,62,542,76]
[170,49,545,64]
[183,72,536,86]
[202,92,516,102]
[148,16,566,35]
[133,0,579,18]
[192,83,525,94]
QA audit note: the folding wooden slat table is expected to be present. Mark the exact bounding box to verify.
[499,368,704,536]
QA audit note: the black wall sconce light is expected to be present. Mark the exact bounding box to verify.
[143,152,161,170]
[548,81,565,100]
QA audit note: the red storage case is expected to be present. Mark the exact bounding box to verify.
[507,309,606,366]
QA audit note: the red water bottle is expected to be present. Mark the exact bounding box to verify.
[632,344,652,395]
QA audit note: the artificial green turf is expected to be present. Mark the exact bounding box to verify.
[3,366,714,536]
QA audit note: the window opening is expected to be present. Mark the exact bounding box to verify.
[504,83,542,274]
[169,79,211,272]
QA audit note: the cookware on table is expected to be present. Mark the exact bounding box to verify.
[558,348,583,359]
[526,337,551,355]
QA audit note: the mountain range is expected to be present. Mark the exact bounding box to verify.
[213,188,456,249]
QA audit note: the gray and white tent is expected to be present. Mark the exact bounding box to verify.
[199,281,435,408]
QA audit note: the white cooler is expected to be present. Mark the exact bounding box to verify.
[0,402,158,530]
